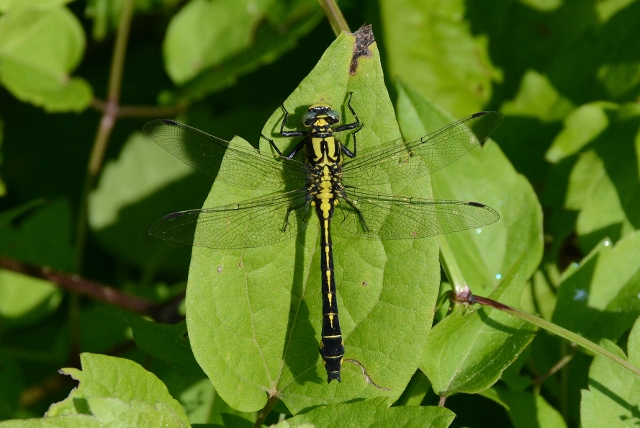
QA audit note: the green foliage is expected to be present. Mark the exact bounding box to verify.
[1,0,640,427]
[580,316,640,427]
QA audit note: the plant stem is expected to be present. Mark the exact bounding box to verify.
[470,294,640,378]
[254,394,280,428]
[317,0,351,36]
[75,0,134,271]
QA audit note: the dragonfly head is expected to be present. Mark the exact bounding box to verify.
[303,105,340,128]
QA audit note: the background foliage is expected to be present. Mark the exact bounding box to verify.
[1,0,640,427]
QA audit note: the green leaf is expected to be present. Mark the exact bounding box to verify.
[564,104,640,251]
[89,132,209,274]
[488,385,567,428]
[422,255,537,396]
[162,0,322,102]
[379,0,500,117]
[500,70,575,123]
[395,80,544,292]
[545,102,615,163]
[287,397,455,427]
[0,5,92,112]
[187,28,440,413]
[552,231,640,344]
[130,318,204,377]
[580,317,640,427]
[46,353,189,427]
[0,200,72,325]
[164,0,272,84]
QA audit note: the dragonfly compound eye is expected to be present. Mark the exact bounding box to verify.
[327,109,340,124]
[302,111,317,127]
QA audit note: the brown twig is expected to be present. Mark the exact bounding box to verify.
[0,256,159,317]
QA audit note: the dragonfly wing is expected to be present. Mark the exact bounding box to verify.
[149,189,311,249]
[342,111,503,186]
[143,119,308,189]
[334,188,499,239]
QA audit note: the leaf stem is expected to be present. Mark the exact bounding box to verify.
[317,0,351,36]
[468,294,640,378]
[254,394,280,428]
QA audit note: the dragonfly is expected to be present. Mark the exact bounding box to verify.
[143,94,503,383]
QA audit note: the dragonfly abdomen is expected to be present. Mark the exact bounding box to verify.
[317,207,344,382]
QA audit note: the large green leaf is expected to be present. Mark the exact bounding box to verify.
[187,28,440,413]
[552,231,640,343]
[379,0,500,117]
[580,316,640,427]
[395,81,544,292]
[286,397,455,427]
[0,4,92,112]
[423,256,536,396]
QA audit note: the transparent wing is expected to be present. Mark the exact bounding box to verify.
[333,188,500,239]
[342,111,503,186]
[143,119,309,190]
[149,189,311,249]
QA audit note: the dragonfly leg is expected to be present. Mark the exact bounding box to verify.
[282,199,311,232]
[335,92,363,158]
[279,104,307,139]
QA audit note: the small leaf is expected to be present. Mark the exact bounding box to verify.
[162,0,322,102]
[0,5,92,111]
[423,255,537,396]
[46,353,189,427]
[580,316,640,427]
[545,102,614,163]
[500,70,575,123]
